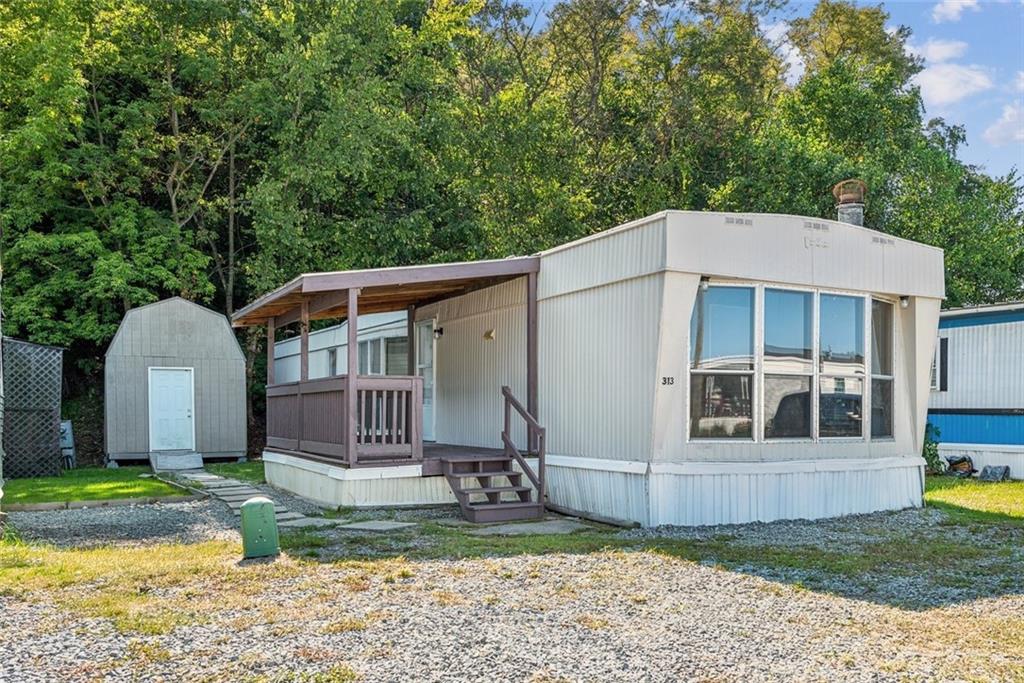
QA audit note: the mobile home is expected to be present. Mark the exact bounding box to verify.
[233,208,944,526]
[928,302,1024,479]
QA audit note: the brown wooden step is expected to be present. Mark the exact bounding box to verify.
[462,501,544,524]
[445,469,521,479]
[458,485,531,495]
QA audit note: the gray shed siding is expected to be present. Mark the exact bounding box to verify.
[105,298,246,460]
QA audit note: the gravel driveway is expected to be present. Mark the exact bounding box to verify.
[1,500,1021,682]
[6,499,238,548]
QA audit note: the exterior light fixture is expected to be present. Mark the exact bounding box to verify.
[483,329,496,341]
[700,277,710,292]
[899,297,910,309]
[433,327,444,339]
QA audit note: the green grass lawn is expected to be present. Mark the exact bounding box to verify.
[924,475,1024,523]
[2,467,186,506]
[204,460,266,484]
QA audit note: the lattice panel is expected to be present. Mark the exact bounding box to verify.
[2,338,63,479]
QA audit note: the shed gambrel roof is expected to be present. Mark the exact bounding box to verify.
[106,297,244,360]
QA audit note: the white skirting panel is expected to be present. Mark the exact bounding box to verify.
[938,443,1024,480]
[263,451,458,508]
[545,455,925,527]
[545,456,651,526]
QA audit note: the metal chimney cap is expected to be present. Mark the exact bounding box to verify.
[832,178,867,205]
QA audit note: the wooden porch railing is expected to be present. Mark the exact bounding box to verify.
[266,375,424,465]
[500,385,546,506]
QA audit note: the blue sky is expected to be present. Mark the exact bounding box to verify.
[770,0,1024,178]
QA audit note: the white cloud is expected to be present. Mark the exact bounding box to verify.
[1016,71,1024,92]
[932,0,981,23]
[762,20,805,85]
[914,63,994,107]
[983,103,1024,146]
[908,38,969,63]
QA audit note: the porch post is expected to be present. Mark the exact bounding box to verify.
[406,304,415,375]
[266,317,275,386]
[299,300,310,382]
[346,288,359,466]
[526,272,539,450]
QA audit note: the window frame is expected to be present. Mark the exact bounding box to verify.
[687,283,895,445]
[688,282,757,441]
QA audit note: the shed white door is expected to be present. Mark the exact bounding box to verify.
[415,320,436,441]
[149,367,195,451]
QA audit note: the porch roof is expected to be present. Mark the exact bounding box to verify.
[232,256,540,327]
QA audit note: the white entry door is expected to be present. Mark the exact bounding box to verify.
[415,320,436,441]
[149,367,195,451]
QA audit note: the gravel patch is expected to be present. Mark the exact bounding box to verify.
[6,499,239,548]
[2,551,1021,682]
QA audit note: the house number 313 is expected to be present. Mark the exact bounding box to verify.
[661,377,675,385]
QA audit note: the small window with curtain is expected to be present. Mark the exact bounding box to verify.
[870,300,894,438]
[689,286,754,439]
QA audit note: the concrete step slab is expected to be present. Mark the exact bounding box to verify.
[336,520,416,533]
[278,517,342,529]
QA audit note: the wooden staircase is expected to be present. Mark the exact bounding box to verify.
[442,387,546,523]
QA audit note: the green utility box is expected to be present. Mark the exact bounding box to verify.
[240,496,279,559]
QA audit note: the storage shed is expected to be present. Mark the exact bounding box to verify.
[105,298,246,468]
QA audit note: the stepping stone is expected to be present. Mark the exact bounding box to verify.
[275,511,306,522]
[467,519,589,536]
[336,520,416,532]
[216,492,266,502]
[227,500,288,511]
[232,507,288,516]
[278,517,341,529]
[199,480,244,489]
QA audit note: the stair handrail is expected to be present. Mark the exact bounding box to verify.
[501,385,545,505]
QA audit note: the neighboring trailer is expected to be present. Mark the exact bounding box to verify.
[928,302,1024,479]
[274,312,407,383]
[105,298,246,466]
[1,338,63,479]
[234,209,944,526]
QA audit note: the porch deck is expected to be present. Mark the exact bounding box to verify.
[264,440,507,477]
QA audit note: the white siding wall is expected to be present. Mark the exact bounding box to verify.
[929,320,1024,410]
[417,279,527,449]
[539,273,663,461]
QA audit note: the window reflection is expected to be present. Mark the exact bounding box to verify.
[819,376,864,437]
[819,294,864,374]
[764,375,811,438]
[764,289,813,374]
[689,374,753,439]
[690,287,754,371]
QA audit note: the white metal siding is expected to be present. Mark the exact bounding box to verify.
[417,279,528,449]
[929,321,1024,410]
[538,273,662,461]
[538,215,667,301]
[662,212,944,299]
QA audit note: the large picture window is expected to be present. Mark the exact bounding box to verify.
[688,285,894,443]
[689,286,754,439]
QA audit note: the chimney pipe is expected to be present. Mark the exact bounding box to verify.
[832,179,867,227]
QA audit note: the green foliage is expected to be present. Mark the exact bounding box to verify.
[1,0,1022,383]
[922,423,943,474]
